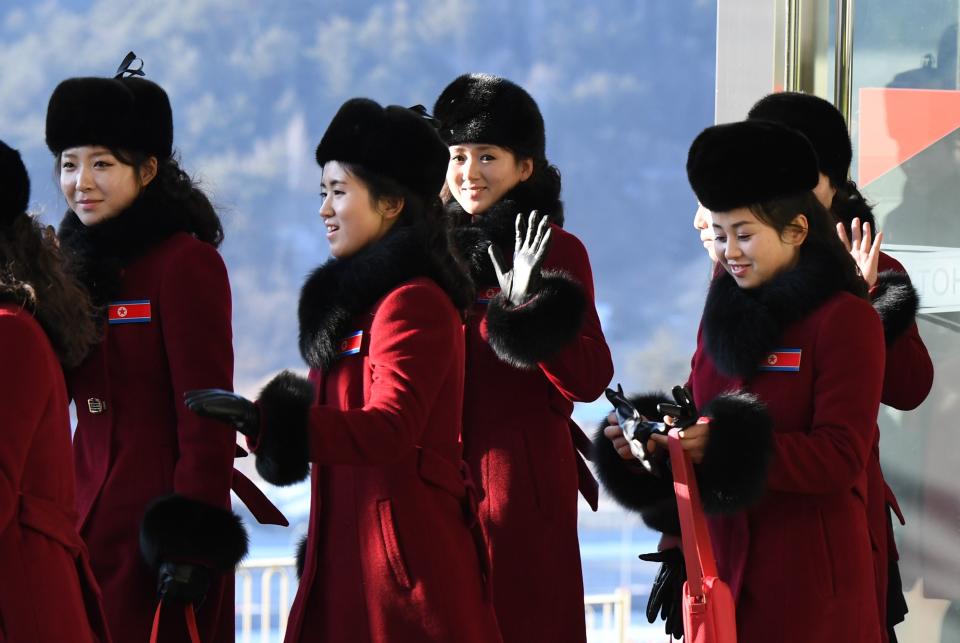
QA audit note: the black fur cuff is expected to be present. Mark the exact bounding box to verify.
[256,370,315,486]
[697,392,774,513]
[140,495,248,571]
[627,391,672,422]
[872,270,919,345]
[485,270,587,369]
[640,497,681,536]
[295,534,308,580]
[592,422,674,512]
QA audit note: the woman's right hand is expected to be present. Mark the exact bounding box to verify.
[603,416,636,461]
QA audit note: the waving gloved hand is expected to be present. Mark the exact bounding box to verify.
[184,389,259,439]
[488,211,552,306]
[639,547,686,640]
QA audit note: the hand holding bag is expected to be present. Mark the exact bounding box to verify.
[668,427,738,643]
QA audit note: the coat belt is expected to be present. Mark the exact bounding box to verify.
[416,447,492,599]
[18,492,84,556]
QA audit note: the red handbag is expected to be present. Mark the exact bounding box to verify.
[668,428,738,643]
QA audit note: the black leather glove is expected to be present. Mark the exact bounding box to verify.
[157,562,212,606]
[639,547,686,640]
[184,389,260,439]
[488,211,552,306]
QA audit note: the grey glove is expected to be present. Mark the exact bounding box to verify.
[488,211,552,306]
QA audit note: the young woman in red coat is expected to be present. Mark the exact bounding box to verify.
[748,91,933,643]
[46,59,247,642]
[0,140,111,642]
[430,73,614,643]
[187,99,502,643]
[597,120,885,642]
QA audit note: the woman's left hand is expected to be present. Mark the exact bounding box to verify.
[648,416,710,464]
[837,217,883,288]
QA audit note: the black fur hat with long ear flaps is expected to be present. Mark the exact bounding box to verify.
[45,52,173,160]
[315,98,449,201]
[433,73,546,161]
[747,92,852,188]
[0,139,30,227]
[686,119,820,213]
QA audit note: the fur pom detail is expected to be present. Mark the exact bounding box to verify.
[295,534,308,580]
[485,270,586,369]
[256,370,315,486]
[872,270,919,345]
[592,420,674,513]
[140,495,248,571]
[697,392,774,513]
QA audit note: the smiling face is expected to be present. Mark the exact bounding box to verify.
[59,146,156,226]
[319,161,400,259]
[711,206,807,288]
[445,143,533,215]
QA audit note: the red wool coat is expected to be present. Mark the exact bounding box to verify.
[691,291,885,643]
[0,304,110,643]
[260,278,502,643]
[69,232,238,643]
[866,252,933,642]
[463,225,613,643]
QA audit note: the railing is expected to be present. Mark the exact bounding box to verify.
[236,558,632,643]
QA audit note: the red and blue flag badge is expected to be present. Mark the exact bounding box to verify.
[476,287,501,304]
[108,300,152,325]
[758,348,802,372]
[338,330,363,357]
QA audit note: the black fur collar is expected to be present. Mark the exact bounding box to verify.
[702,246,862,379]
[298,226,435,371]
[447,182,564,286]
[58,193,190,306]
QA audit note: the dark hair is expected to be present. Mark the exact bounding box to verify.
[751,191,868,299]
[343,163,475,313]
[0,215,99,368]
[829,179,877,239]
[105,148,224,248]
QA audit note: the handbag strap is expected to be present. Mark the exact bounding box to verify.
[150,601,202,643]
[668,428,719,600]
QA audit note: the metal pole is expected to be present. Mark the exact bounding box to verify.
[785,0,802,91]
[834,0,855,124]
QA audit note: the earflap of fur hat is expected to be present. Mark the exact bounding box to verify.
[0,140,30,225]
[686,119,820,213]
[315,98,449,200]
[433,73,546,160]
[45,73,173,160]
[748,92,852,187]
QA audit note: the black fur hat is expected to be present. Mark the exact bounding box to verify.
[315,98,448,201]
[0,140,29,226]
[433,73,546,160]
[748,92,852,188]
[46,75,173,160]
[687,119,819,212]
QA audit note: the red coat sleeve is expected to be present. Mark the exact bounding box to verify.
[0,314,48,530]
[534,232,613,402]
[306,283,462,465]
[159,241,236,507]
[766,298,885,494]
[875,253,933,410]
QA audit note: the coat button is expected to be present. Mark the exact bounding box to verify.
[87,398,107,414]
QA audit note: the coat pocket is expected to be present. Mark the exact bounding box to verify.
[377,499,412,590]
[815,509,837,597]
